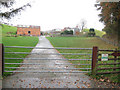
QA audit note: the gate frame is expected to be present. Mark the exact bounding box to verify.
[1,44,99,75]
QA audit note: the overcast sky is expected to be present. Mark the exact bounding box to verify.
[10,0,104,31]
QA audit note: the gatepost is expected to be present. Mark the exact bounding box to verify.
[92,46,98,75]
[0,44,4,77]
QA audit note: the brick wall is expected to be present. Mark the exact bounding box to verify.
[17,26,41,36]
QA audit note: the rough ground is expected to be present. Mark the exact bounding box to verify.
[2,36,119,88]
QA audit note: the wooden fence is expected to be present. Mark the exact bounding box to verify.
[92,47,120,75]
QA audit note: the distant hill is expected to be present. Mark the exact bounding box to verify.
[82,29,106,37]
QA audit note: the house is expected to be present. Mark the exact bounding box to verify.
[49,29,62,37]
[61,26,80,36]
[17,25,41,36]
[73,26,80,36]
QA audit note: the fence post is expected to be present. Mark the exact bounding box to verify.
[0,44,4,77]
[92,46,98,75]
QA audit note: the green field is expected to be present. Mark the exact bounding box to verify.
[47,37,116,49]
[1,24,39,77]
[2,24,17,36]
[47,37,119,83]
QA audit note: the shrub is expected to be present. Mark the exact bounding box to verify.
[61,30,73,35]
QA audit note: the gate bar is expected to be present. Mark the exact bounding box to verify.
[5,58,92,61]
[4,46,92,50]
[5,52,92,55]
[5,67,91,70]
[98,62,120,65]
[99,49,120,52]
[5,63,91,65]
[4,71,90,73]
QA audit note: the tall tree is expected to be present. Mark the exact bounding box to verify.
[95,2,120,36]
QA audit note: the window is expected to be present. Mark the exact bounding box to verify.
[28,31,31,34]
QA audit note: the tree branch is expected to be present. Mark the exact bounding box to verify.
[0,3,31,19]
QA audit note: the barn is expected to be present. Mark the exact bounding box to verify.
[17,25,41,36]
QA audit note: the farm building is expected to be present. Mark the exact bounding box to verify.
[17,25,41,36]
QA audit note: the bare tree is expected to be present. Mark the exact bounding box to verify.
[80,19,87,31]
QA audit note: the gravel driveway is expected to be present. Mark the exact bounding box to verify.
[2,36,119,88]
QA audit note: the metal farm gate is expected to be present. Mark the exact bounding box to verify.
[0,45,93,74]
